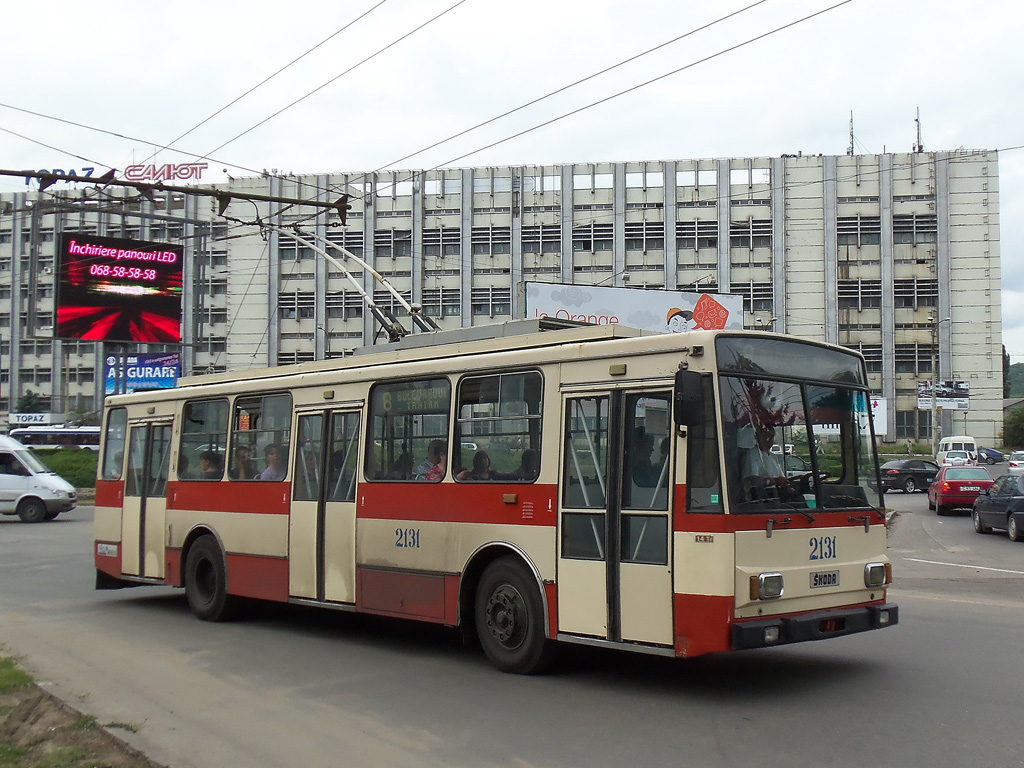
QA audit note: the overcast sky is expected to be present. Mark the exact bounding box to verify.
[2,0,1021,360]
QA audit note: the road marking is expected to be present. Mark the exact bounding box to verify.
[905,557,1024,575]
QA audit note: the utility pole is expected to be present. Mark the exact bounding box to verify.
[930,314,950,456]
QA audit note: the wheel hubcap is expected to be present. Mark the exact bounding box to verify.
[485,585,526,649]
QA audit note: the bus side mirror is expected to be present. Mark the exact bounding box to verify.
[674,369,704,428]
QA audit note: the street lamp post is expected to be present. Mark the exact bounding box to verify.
[930,314,951,456]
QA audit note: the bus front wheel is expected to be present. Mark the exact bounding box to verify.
[185,536,237,622]
[475,557,553,674]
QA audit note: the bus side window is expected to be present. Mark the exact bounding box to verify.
[233,393,293,481]
[179,399,229,481]
[101,408,128,481]
[455,371,542,482]
[368,378,450,482]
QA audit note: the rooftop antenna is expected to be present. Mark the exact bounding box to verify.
[914,107,924,153]
[847,111,855,156]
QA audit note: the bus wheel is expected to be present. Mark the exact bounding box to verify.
[17,498,47,524]
[185,536,237,622]
[475,557,553,674]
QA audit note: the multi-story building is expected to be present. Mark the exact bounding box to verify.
[0,149,1001,445]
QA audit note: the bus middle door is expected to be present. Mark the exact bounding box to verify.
[121,421,172,579]
[290,409,361,603]
[558,390,674,647]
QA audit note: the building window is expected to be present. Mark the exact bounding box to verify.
[624,221,665,252]
[424,228,461,258]
[895,343,934,375]
[894,278,938,309]
[572,223,613,252]
[471,227,511,256]
[325,229,364,259]
[374,229,412,259]
[896,409,931,441]
[471,287,511,317]
[894,214,938,245]
[837,216,881,247]
[729,281,773,312]
[422,287,461,318]
[676,220,718,250]
[279,241,314,261]
[838,279,882,310]
[522,224,561,255]
[729,218,772,249]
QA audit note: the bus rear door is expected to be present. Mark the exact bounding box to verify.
[121,421,172,579]
[558,390,674,646]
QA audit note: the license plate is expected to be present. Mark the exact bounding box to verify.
[962,486,980,491]
[810,570,840,588]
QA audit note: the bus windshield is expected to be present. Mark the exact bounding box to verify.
[715,339,881,514]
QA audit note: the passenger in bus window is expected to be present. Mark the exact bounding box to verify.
[200,451,224,480]
[424,448,448,482]
[259,444,287,481]
[458,450,508,481]
[177,454,193,480]
[414,440,447,480]
[229,445,257,480]
[632,431,660,487]
[507,448,539,481]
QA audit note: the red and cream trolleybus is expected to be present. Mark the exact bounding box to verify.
[94,319,897,673]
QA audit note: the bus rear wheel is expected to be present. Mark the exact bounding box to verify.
[475,557,553,674]
[185,535,238,622]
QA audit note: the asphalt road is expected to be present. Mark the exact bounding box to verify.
[1,490,1022,768]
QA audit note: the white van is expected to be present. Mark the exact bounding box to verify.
[936,435,978,465]
[0,435,77,522]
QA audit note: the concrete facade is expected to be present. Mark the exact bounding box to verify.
[0,150,1002,444]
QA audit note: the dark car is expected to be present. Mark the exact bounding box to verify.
[928,466,994,515]
[977,447,1005,465]
[973,474,1024,540]
[881,459,940,493]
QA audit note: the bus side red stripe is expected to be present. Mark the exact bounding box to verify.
[358,482,557,526]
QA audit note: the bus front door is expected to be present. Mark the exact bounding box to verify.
[289,410,361,603]
[121,422,172,579]
[558,391,674,646]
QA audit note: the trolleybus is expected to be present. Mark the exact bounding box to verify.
[94,319,897,673]
[10,424,101,452]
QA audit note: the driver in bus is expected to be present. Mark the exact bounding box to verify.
[744,424,793,501]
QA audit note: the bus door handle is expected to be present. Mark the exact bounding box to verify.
[766,517,791,538]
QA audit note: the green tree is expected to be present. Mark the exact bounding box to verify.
[1004,405,1024,448]
[15,389,48,413]
[1005,346,1011,398]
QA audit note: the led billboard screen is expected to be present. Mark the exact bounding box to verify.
[56,233,183,343]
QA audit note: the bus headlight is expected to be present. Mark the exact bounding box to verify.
[864,562,891,587]
[750,572,784,600]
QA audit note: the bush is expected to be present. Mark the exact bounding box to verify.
[1004,405,1024,448]
[34,449,98,489]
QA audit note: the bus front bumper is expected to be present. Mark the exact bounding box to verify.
[732,603,898,650]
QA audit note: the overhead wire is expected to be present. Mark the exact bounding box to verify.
[140,0,390,167]
[364,0,769,177]
[197,0,471,161]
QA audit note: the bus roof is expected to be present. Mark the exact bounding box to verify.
[175,318,651,390]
